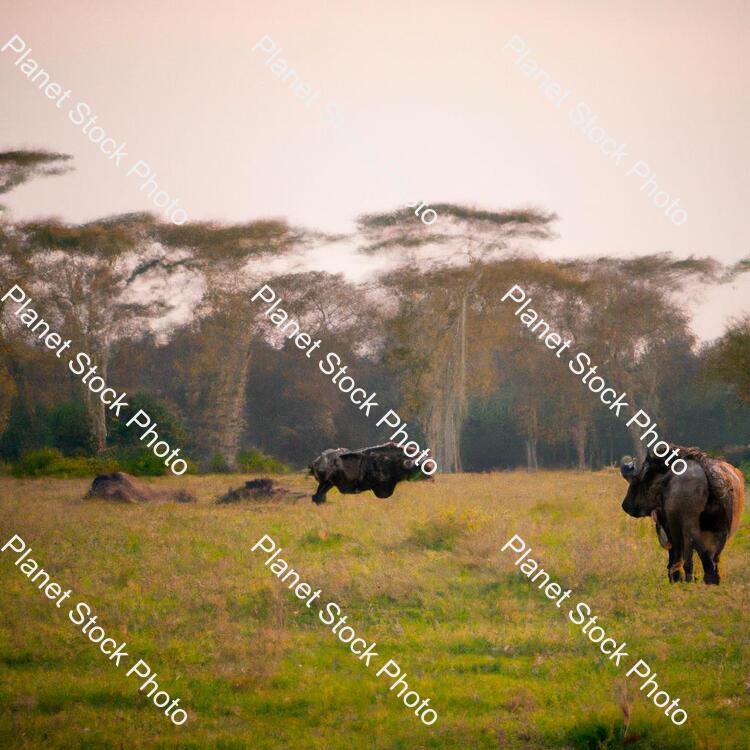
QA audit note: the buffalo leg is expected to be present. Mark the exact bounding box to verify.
[711,530,729,582]
[667,546,679,583]
[697,530,728,585]
[692,534,720,585]
[312,481,333,505]
[658,519,683,583]
[683,544,694,582]
[664,513,687,582]
[666,511,704,583]
[668,543,693,583]
[373,481,397,499]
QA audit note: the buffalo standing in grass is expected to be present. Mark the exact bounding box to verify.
[620,446,745,584]
[309,442,422,504]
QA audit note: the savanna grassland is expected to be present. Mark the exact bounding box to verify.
[0,471,748,750]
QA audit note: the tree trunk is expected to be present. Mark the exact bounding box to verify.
[211,327,253,469]
[83,345,109,454]
[453,291,468,472]
[573,421,588,470]
[525,438,538,471]
[87,388,107,454]
[525,408,539,471]
[424,290,469,473]
[628,424,647,462]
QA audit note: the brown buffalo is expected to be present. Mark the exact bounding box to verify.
[620,446,745,584]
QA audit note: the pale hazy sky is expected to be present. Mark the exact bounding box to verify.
[1,1,748,338]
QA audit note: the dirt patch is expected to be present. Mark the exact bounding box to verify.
[85,472,197,504]
[86,472,156,503]
[216,478,305,505]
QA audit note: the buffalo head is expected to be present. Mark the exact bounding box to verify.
[620,453,666,518]
[620,455,638,482]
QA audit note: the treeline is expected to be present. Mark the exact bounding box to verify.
[1,151,749,475]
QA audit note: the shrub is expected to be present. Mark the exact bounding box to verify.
[107,392,188,449]
[236,448,289,474]
[12,448,64,476]
[210,451,231,474]
[11,449,119,478]
[42,457,120,478]
[0,403,51,461]
[100,446,197,477]
[48,402,96,456]
[122,450,169,477]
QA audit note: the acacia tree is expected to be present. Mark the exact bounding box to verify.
[706,316,750,404]
[471,256,591,470]
[0,221,23,436]
[14,215,185,452]
[0,150,72,207]
[154,221,311,467]
[362,205,557,471]
[244,270,385,461]
[556,255,721,460]
[0,150,74,439]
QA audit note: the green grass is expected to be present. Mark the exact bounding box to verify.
[0,470,748,749]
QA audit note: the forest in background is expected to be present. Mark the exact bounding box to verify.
[1,150,749,477]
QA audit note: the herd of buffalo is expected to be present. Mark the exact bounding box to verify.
[307,442,746,585]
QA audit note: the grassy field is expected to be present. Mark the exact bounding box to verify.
[0,470,748,750]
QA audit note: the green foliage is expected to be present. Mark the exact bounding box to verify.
[706,315,750,403]
[236,448,289,474]
[0,403,49,462]
[10,448,118,478]
[0,400,96,462]
[9,446,196,478]
[114,449,197,477]
[740,461,750,483]
[107,392,187,449]
[11,447,63,476]
[563,719,691,750]
[210,451,231,473]
[120,449,168,476]
[48,402,96,455]
[564,721,627,750]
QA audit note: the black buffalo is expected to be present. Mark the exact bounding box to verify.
[309,442,422,504]
[620,446,745,585]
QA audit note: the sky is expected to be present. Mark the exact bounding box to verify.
[1,0,748,339]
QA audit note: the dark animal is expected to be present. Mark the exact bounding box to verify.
[309,442,422,504]
[620,446,745,584]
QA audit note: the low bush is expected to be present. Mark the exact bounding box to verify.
[11,448,64,476]
[11,449,119,478]
[121,450,169,477]
[236,448,289,474]
[210,451,231,474]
